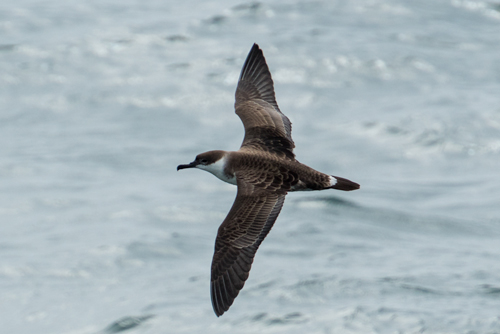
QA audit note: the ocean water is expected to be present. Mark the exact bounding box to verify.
[2,0,500,333]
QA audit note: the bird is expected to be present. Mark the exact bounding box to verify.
[177,43,360,317]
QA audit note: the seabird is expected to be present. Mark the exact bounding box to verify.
[177,44,360,317]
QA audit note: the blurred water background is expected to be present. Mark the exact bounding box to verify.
[2,0,500,333]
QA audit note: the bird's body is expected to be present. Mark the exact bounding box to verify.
[177,44,359,316]
[196,149,357,192]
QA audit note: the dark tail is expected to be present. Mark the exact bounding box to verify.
[329,176,360,191]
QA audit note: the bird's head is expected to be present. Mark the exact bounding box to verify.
[177,150,227,171]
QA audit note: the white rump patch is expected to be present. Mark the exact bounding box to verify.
[329,176,337,187]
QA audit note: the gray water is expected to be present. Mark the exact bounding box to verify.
[2,0,500,333]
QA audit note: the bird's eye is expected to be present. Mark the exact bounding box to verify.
[200,159,208,164]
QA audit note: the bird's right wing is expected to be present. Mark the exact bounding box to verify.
[235,44,295,159]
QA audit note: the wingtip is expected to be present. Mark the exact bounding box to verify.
[211,279,228,317]
[241,44,263,72]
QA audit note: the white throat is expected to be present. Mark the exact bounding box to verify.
[197,155,237,185]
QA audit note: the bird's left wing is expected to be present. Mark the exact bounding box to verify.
[210,170,290,316]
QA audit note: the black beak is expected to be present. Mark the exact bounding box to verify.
[177,161,197,171]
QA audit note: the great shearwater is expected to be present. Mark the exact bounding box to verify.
[177,44,360,317]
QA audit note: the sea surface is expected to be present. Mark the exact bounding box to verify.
[2,0,500,333]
